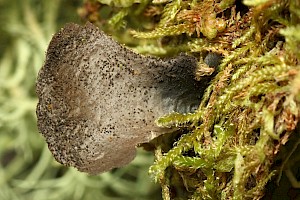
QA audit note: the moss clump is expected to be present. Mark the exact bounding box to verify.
[80,0,300,199]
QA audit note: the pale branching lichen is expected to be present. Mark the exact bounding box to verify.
[79,0,300,199]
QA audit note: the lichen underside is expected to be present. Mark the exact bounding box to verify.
[79,0,300,199]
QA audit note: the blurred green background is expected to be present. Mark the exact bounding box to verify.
[0,0,161,199]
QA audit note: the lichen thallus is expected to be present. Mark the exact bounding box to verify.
[36,22,221,174]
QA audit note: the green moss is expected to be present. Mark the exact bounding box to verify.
[86,0,300,199]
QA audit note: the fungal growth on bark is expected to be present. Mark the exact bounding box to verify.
[36,22,210,174]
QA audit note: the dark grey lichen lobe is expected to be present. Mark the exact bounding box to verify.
[36,23,206,174]
[204,52,222,68]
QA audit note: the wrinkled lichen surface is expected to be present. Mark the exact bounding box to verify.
[80,0,300,199]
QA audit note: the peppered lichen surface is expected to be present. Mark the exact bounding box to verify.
[36,22,212,174]
[75,0,300,199]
